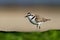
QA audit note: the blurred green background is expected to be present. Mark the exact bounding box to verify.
[0,30,60,40]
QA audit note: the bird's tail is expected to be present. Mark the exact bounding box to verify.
[46,19,51,21]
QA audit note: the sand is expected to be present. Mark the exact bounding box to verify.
[0,6,60,32]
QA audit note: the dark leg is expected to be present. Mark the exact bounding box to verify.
[36,24,40,29]
[36,25,38,28]
[39,26,40,29]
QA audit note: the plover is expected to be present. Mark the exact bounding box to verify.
[25,12,50,29]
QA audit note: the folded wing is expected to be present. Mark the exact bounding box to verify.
[35,14,51,22]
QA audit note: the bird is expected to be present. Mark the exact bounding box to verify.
[25,12,51,29]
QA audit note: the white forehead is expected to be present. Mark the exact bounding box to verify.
[29,16,33,18]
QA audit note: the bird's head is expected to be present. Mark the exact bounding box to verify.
[25,12,33,17]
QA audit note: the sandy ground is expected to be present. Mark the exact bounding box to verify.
[0,6,60,32]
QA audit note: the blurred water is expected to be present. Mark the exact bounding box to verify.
[0,0,60,6]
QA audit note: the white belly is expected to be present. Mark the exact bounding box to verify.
[28,16,38,25]
[31,18,37,23]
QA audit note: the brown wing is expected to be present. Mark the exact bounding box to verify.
[34,14,43,22]
[35,14,51,22]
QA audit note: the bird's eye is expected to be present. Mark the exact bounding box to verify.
[27,12,31,14]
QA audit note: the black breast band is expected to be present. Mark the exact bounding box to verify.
[31,16,35,20]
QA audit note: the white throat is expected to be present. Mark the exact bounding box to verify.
[28,16,34,20]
